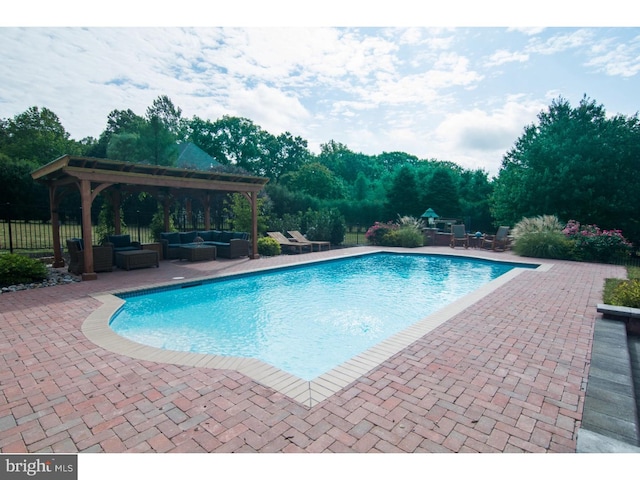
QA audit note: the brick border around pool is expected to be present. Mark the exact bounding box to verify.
[0,246,627,453]
[83,257,551,408]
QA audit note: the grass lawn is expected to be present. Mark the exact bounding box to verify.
[603,265,640,305]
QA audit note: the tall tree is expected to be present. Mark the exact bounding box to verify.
[318,141,379,184]
[138,115,178,166]
[146,95,183,136]
[385,165,421,219]
[90,109,146,158]
[0,154,48,219]
[106,133,141,163]
[265,132,311,181]
[182,115,222,162]
[0,106,80,164]
[492,96,640,242]
[458,169,494,233]
[208,116,271,175]
[376,151,420,176]
[421,167,461,219]
[282,162,345,200]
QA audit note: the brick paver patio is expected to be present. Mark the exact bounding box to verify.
[0,246,624,453]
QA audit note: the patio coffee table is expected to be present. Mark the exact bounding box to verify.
[179,245,217,262]
[115,249,159,270]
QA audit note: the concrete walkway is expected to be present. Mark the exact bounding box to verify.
[0,247,627,453]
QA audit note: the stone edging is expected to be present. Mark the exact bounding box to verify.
[577,305,640,452]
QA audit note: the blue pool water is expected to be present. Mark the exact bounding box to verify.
[110,253,535,380]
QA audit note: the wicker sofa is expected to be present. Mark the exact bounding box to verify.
[103,234,142,264]
[160,230,250,259]
[66,238,113,274]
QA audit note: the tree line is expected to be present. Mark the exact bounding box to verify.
[1,94,639,245]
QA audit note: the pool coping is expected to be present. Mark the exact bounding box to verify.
[82,251,550,408]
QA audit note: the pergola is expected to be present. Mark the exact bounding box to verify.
[31,155,269,280]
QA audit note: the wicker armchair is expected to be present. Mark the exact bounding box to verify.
[66,238,113,275]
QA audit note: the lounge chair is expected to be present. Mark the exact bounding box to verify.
[450,224,469,248]
[287,230,331,251]
[66,238,113,274]
[482,226,510,251]
[266,232,310,254]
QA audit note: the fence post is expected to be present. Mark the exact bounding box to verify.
[136,210,141,242]
[4,203,14,254]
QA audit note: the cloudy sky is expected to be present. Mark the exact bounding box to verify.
[2,3,638,176]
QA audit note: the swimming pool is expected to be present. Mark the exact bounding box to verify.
[110,252,537,382]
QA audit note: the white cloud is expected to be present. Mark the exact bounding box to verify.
[526,28,593,55]
[486,49,530,67]
[508,27,546,36]
[585,35,640,77]
[432,97,545,174]
[226,83,310,135]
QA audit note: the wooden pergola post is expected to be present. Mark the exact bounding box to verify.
[79,179,97,280]
[204,193,211,231]
[162,195,171,232]
[112,189,122,235]
[49,186,65,268]
[250,192,258,258]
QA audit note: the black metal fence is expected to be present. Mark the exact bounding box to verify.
[0,202,234,256]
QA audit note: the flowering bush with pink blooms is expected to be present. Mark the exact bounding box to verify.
[562,219,633,263]
[365,221,397,246]
[365,217,424,247]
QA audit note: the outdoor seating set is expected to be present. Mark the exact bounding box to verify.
[66,238,113,275]
[266,231,330,254]
[66,234,159,274]
[103,234,159,270]
[449,225,511,251]
[159,230,250,260]
[66,230,250,275]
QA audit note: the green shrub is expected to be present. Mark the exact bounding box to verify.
[609,279,640,308]
[258,236,281,257]
[302,208,346,245]
[0,254,48,287]
[396,226,424,247]
[268,208,346,246]
[376,227,423,247]
[513,231,575,259]
[380,229,400,246]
